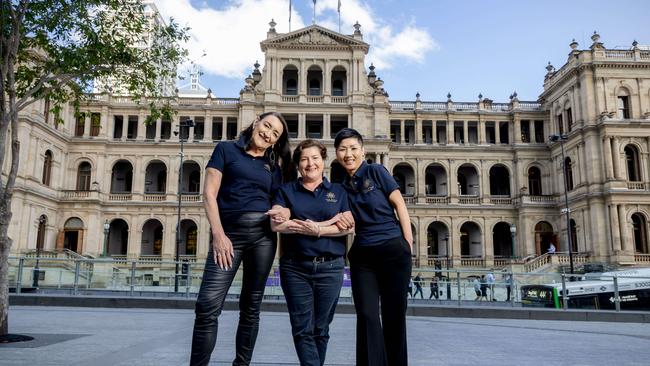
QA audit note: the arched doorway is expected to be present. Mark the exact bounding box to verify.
[63,217,84,253]
[36,215,47,251]
[145,160,167,193]
[528,166,542,195]
[489,165,511,196]
[111,160,133,193]
[427,221,449,258]
[632,213,648,254]
[392,163,415,196]
[564,157,574,191]
[535,221,555,255]
[179,219,198,256]
[108,219,129,256]
[425,164,447,196]
[282,64,298,95]
[457,164,479,196]
[77,162,92,191]
[182,161,201,194]
[569,219,578,253]
[331,66,347,96]
[493,222,512,257]
[460,222,481,257]
[142,219,164,256]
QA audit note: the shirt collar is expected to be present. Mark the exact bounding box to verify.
[234,135,248,150]
[296,176,331,192]
[343,161,368,186]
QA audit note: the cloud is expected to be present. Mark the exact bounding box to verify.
[154,0,437,81]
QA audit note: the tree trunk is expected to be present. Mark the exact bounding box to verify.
[0,203,13,336]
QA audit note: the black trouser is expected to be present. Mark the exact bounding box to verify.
[190,213,277,366]
[348,236,412,366]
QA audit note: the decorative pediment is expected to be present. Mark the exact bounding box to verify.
[261,25,369,52]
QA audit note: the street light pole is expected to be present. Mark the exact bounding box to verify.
[33,216,46,288]
[174,119,194,293]
[549,134,575,275]
[445,234,451,300]
[103,220,110,257]
[509,224,517,261]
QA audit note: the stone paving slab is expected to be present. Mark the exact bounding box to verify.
[1,306,650,365]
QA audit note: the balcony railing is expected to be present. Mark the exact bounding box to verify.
[458,195,480,205]
[403,196,416,205]
[138,255,163,262]
[635,253,650,264]
[282,95,298,103]
[489,196,512,205]
[181,194,202,202]
[306,96,323,103]
[62,190,91,199]
[331,96,348,103]
[528,195,555,203]
[460,257,485,267]
[109,193,132,201]
[144,193,166,202]
[425,196,449,204]
[627,181,645,190]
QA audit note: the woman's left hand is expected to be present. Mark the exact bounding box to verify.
[291,219,320,236]
[266,207,290,223]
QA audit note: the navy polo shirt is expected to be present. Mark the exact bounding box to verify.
[343,162,403,246]
[273,177,349,257]
[206,136,282,220]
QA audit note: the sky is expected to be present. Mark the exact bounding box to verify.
[154,0,650,102]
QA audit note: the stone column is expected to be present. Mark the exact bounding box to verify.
[494,122,501,145]
[323,113,331,140]
[603,136,613,180]
[155,118,162,142]
[170,115,179,142]
[136,112,146,141]
[578,143,587,187]
[83,114,91,137]
[204,113,212,142]
[610,204,622,252]
[514,116,521,143]
[463,121,468,144]
[478,118,485,144]
[612,137,622,180]
[447,118,453,144]
[618,204,629,252]
[298,114,306,139]
[121,115,127,141]
[415,116,423,144]
[400,120,405,144]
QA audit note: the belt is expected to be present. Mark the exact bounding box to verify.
[289,254,342,263]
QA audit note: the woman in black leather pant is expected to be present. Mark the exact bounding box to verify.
[190,112,294,366]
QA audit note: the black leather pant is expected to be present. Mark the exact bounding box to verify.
[190,212,277,366]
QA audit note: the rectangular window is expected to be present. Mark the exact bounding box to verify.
[467,121,478,144]
[44,97,50,125]
[284,115,298,139]
[454,121,464,144]
[160,119,171,140]
[306,115,323,139]
[113,116,123,139]
[194,117,205,141]
[145,120,156,140]
[179,116,191,140]
[566,108,573,129]
[486,122,496,144]
[75,114,85,137]
[557,114,564,135]
[127,115,138,139]
[499,121,509,144]
[521,120,530,143]
[436,121,446,144]
[422,120,433,144]
[226,117,238,140]
[90,113,101,137]
[534,120,544,143]
[404,120,415,144]
[330,115,348,138]
[212,117,223,140]
[617,96,630,119]
[390,120,401,143]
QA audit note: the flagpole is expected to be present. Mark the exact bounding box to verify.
[338,0,341,32]
[289,0,292,31]
[312,0,316,24]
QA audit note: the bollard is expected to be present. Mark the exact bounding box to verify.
[613,275,620,312]
[16,258,24,294]
[73,260,81,295]
[561,274,568,310]
[130,261,136,296]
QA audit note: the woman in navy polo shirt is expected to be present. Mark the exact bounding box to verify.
[334,128,413,366]
[190,112,294,366]
[270,139,354,366]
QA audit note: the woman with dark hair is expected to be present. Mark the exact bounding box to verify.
[334,128,413,366]
[190,111,294,366]
[270,139,354,366]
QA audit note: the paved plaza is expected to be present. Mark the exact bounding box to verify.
[1,306,650,365]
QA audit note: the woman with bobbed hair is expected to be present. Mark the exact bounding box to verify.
[334,128,413,366]
[190,111,294,366]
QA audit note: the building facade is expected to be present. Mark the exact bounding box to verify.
[7,23,650,269]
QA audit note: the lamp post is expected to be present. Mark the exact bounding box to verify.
[444,234,451,300]
[509,224,516,261]
[33,216,46,288]
[549,134,575,275]
[174,119,195,292]
[103,220,110,257]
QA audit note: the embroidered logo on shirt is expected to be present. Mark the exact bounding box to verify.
[325,192,338,203]
[362,179,375,193]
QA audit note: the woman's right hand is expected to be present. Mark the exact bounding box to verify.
[212,232,234,270]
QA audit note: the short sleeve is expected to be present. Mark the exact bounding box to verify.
[272,184,289,208]
[206,143,227,171]
[373,164,400,194]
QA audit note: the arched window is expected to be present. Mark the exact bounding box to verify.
[632,213,648,254]
[110,160,134,193]
[42,150,53,186]
[36,215,47,251]
[77,162,92,191]
[617,89,630,119]
[528,167,542,195]
[564,157,574,191]
[569,219,578,253]
[625,145,641,182]
[489,165,510,196]
[331,66,347,96]
[282,65,299,95]
[307,66,322,96]
[534,221,555,254]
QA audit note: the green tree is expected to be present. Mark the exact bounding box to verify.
[0,0,188,337]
